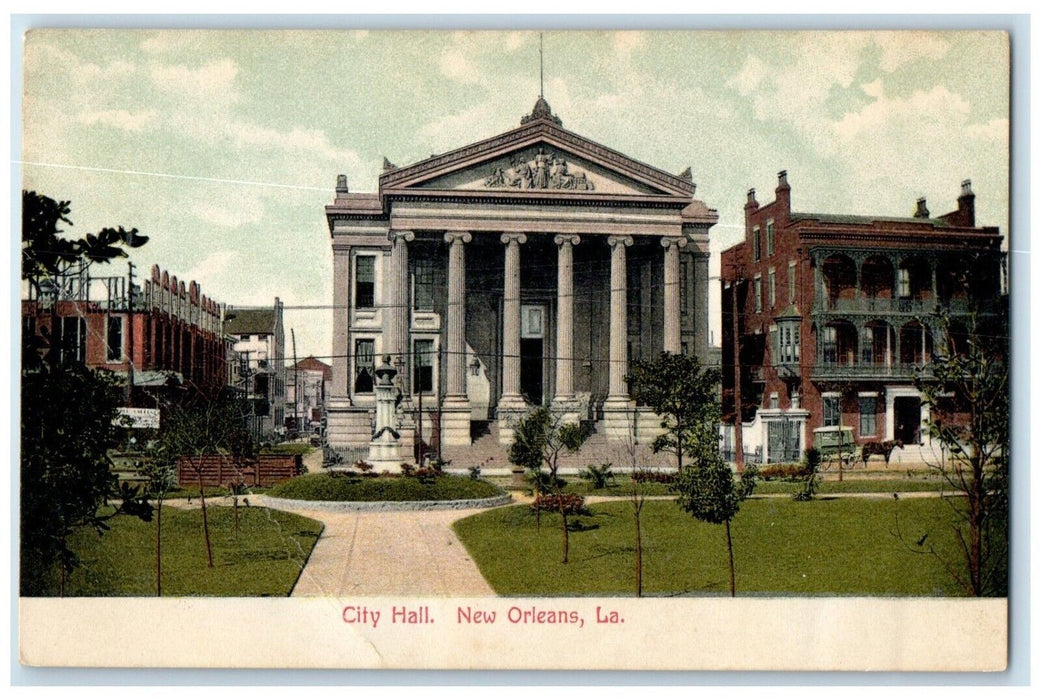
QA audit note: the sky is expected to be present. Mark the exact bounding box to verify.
[18,29,1010,361]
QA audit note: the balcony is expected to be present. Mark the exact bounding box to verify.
[810,362,931,381]
[817,296,996,317]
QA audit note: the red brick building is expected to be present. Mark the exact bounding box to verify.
[23,264,227,402]
[720,172,1004,465]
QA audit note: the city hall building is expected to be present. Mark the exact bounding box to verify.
[325,98,716,457]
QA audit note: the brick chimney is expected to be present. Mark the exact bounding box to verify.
[914,197,930,218]
[775,170,791,221]
[745,188,759,230]
[957,179,975,227]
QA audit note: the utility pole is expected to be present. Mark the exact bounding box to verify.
[291,328,299,435]
[126,261,135,406]
[731,279,744,473]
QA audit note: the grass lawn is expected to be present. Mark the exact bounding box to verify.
[753,478,946,496]
[268,472,504,501]
[453,497,974,597]
[32,505,323,597]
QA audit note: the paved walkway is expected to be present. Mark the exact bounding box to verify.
[253,498,496,597]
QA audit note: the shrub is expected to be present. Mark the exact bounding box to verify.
[353,460,374,473]
[578,462,615,489]
[793,449,822,502]
[531,493,589,516]
[468,465,481,481]
[758,463,810,481]
[268,473,502,501]
[632,469,677,484]
[400,463,416,477]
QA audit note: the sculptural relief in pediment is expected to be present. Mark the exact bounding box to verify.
[484,147,595,191]
[412,145,665,196]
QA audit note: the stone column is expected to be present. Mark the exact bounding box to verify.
[499,233,528,411]
[388,230,414,392]
[661,236,686,354]
[694,251,710,363]
[442,231,473,445]
[603,235,635,440]
[551,234,581,423]
[330,246,352,402]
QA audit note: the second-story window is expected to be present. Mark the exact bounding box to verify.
[412,258,435,311]
[768,269,776,308]
[355,256,376,309]
[898,268,911,298]
[752,227,761,261]
[766,220,775,256]
[754,276,763,313]
[788,261,797,303]
[822,326,837,363]
[106,316,124,362]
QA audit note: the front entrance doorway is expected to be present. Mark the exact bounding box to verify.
[894,396,921,444]
[520,304,546,405]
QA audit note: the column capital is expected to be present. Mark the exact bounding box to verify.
[444,231,473,245]
[660,236,688,250]
[554,234,581,247]
[332,244,352,256]
[500,233,528,245]
[607,235,634,248]
[389,230,415,244]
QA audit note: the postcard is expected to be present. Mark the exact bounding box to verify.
[16,26,1011,672]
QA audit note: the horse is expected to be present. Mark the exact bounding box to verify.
[860,439,904,466]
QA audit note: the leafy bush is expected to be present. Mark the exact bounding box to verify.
[268,473,503,502]
[578,462,615,489]
[468,465,482,481]
[793,449,822,502]
[531,493,589,516]
[758,463,810,481]
[632,469,677,484]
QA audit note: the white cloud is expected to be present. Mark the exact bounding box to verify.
[190,200,265,229]
[438,50,482,85]
[874,32,950,72]
[76,108,157,132]
[149,58,239,98]
[140,31,200,55]
[613,31,647,58]
[728,55,768,96]
[966,118,1009,141]
[833,85,971,140]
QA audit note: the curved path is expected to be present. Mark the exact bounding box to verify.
[253,497,495,597]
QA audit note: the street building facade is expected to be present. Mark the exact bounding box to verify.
[286,355,333,432]
[720,172,1005,465]
[325,98,717,459]
[22,263,227,402]
[225,300,286,437]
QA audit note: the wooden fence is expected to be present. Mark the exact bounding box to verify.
[176,454,304,488]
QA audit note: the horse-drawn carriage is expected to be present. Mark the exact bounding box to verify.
[813,426,858,470]
[813,426,905,470]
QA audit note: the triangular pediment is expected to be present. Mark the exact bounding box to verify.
[380,120,695,199]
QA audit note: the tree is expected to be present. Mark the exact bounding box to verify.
[20,192,151,596]
[905,309,1009,596]
[159,392,253,568]
[628,351,757,596]
[508,407,586,563]
[20,359,155,595]
[139,451,176,596]
[675,456,758,597]
[627,352,722,473]
[621,407,646,597]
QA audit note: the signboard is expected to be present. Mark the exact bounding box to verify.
[113,407,160,429]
